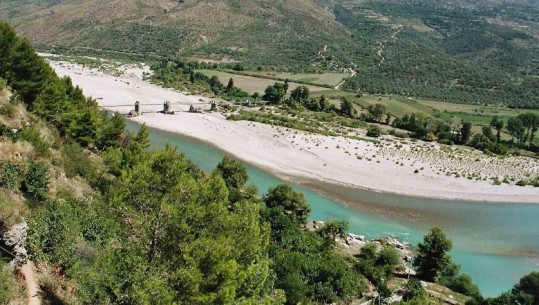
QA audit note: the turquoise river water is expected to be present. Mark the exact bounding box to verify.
[126,120,539,297]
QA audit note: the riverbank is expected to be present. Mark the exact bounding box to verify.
[47,58,539,204]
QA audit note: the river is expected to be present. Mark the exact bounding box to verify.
[126,120,539,297]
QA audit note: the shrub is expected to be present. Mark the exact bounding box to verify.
[21,161,49,200]
[0,162,21,190]
[366,126,381,137]
[0,103,16,118]
[438,264,481,299]
[402,278,425,301]
[389,129,408,138]
[438,138,453,145]
[0,124,18,142]
[0,262,16,305]
[62,141,98,181]
[18,126,49,157]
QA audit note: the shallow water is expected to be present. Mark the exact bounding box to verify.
[126,120,539,297]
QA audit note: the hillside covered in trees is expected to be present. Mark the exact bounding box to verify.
[1,19,539,305]
[1,0,538,108]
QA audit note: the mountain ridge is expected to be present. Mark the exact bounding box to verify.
[1,0,537,107]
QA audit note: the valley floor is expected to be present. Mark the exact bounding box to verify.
[47,57,539,204]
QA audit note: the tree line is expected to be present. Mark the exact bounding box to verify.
[263,82,357,118]
[151,59,250,101]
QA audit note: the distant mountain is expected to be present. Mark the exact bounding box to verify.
[1,0,537,107]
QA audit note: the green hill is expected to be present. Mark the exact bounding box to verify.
[2,0,537,108]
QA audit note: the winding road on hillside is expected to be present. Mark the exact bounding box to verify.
[334,68,357,90]
[377,25,403,66]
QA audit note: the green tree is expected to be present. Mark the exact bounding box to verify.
[227,78,234,91]
[33,78,73,134]
[402,278,426,301]
[482,126,495,142]
[264,184,311,224]
[121,124,151,169]
[0,22,17,79]
[507,116,525,143]
[490,116,504,143]
[439,264,481,299]
[413,227,453,282]
[367,103,387,122]
[215,156,248,191]
[96,146,278,304]
[367,126,382,137]
[252,92,260,100]
[460,121,473,144]
[519,113,539,143]
[68,110,98,147]
[340,98,356,118]
[96,112,125,150]
[21,161,49,200]
[209,75,223,94]
[134,123,151,149]
[5,37,52,105]
[318,220,349,243]
[263,83,286,104]
[513,272,539,304]
[290,86,310,103]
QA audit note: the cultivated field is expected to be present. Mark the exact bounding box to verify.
[244,71,350,87]
[198,70,337,96]
[352,95,539,141]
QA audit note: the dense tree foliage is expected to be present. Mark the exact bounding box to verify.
[413,227,453,282]
[151,60,249,101]
[262,203,364,304]
[263,83,287,104]
[339,2,538,108]
[263,184,311,224]
[0,27,365,301]
[390,110,539,156]
[355,242,401,299]
[0,21,122,150]
[439,264,481,299]
[340,98,357,118]
[215,156,248,191]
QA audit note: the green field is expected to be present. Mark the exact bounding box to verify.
[197,68,538,141]
[198,70,338,96]
[244,71,349,87]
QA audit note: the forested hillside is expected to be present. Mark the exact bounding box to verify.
[2,20,539,305]
[0,20,360,304]
[1,0,537,107]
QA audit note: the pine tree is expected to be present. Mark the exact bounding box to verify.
[6,38,52,105]
[69,110,98,147]
[34,79,72,133]
[134,123,150,149]
[0,22,17,78]
[96,112,125,150]
[413,227,453,282]
[227,78,234,91]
